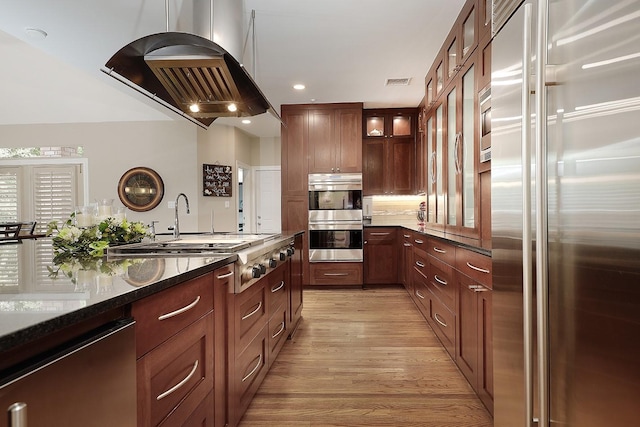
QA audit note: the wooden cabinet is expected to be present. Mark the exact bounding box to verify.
[308,104,363,174]
[266,262,289,366]
[363,108,417,195]
[227,255,297,427]
[455,245,493,414]
[399,231,414,291]
[228,278,269,427]
[289,234,304,334]
[132,271,220,427]
[425,54,479,239]
[309,262,363,285]
[363,227,398,285]
[212,264,233,427]
[282,103,362,286]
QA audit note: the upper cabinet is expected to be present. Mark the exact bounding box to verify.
[308,104,363,174]
[363,108,418,196]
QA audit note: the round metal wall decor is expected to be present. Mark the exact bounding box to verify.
[117,167,164,212]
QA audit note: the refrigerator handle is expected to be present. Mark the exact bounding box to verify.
[535,0,550,425]
[521,3,535,427]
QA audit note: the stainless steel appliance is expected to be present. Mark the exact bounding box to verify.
[308,173,363,262]
[479,85,491,163]
[0,319,136,427]
[491,1,640,426]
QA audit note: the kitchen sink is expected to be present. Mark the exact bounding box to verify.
[106,233,278,257]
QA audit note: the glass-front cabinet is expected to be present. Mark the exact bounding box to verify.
[423,52,478,238]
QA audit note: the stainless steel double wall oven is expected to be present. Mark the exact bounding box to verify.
[308,173,363,262]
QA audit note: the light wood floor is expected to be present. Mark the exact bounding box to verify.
[238,286,493,427]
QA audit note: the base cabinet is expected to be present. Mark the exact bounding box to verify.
[406,231,493,414]
[364,227,398,284]
[309,262,363,285]
[132,271,218,427]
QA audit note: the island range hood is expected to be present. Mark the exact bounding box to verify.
[103,32,280,128]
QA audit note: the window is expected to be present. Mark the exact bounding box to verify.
[0,161,85,290]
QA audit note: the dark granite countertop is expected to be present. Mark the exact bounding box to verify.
[0,237,237,353]
[365,223,491,257]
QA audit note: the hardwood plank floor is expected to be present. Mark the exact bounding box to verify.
[238,286,493,427]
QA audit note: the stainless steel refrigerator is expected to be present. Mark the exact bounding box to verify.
[491,0,640,426]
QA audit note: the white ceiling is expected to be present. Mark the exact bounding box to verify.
[0,0,465,138]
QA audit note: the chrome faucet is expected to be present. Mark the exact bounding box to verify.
[174,193,190,239]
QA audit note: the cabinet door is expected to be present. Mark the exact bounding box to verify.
[461,63,477,232]
[457,273,479,389]
[389,138,415,194]
[416,107,427,195]
[289,234,304,333]
[435,104,445,226]
[446,84,458,228]
[335,108,362,173]
[477,285,493,414]
[213,264,233,427]
[363,228,398,284]
[281,107,308,197]
[308,109,335,173]
[363,139,385,196]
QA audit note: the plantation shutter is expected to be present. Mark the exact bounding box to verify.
[0,168,20,288]
[31,165,81,286]
[0,167,20,223]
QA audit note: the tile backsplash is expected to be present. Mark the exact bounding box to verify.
[369,195,426,227]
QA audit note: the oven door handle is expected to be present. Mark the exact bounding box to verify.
[308,222,363,231]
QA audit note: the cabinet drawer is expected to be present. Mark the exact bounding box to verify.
[309,262,363,285]
[427,257,455,310]
[267,262,288,315]
[413,250,429,279]
[456,247,492,288]
[427,238,456,265]
[365,228,397,243]
[137,312,213,427]
[412,234,428,257]
[233,327,268,420]
[268,305,288,366]
[429,294,456,357]
[235,280,268,354]
[412,270,430,318]
[161,389,214,427]
[132,273,214,357]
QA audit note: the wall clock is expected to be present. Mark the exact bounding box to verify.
[117,167,164,212]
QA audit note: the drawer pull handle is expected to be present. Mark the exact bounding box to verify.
[242,301,263,320]
[8,402,27,427]
[403,234,411,238]
[403,243,412,247]
[415,290,425,299]
[217,271,234,279]
[434,275,447,286]
[473,285,489,293]
[157,359,199,401]
[434,313,447,327]
[415,261,425,268]
[414,239,424,244]
[272,321,286,339]
[370,232,389,236]
[466,262,490,274]
[158,296,201,321]
[242,354,262,382]
[324,273,349,276]
[271,281,285,293]
[433,247,446,254]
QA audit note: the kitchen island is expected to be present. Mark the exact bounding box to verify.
[0,231,304,427]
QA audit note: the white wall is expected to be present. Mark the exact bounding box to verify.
[1,120,199,232]
[2,119,281,234]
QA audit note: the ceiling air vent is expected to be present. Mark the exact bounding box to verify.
[385,78,411,86]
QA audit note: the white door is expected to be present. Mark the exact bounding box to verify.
[255,168,281,233]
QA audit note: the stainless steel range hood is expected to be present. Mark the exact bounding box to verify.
[102,32,280,128]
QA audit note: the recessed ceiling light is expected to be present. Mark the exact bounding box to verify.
[227,103,238,112]
[293,84,306,90]
[24,27,47,40]
[189,103,200,113]
[242,119,251,124]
